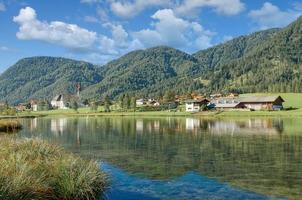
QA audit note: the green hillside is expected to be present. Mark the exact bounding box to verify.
[0,57,101,104]
[203,16,302,93]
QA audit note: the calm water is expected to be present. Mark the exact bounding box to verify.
[18,117,302,200]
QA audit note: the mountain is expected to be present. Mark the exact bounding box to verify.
[193,28,279,71]
[1,16,302,104]
[200,16,302,93]
[81,46,202,99]
[0,57,102,104]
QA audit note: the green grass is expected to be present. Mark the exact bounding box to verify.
[11,93,302,118]
[0,137,107,200]
[0,120,22,132]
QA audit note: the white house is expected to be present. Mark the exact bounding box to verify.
[185,99,209,112]
[136,99,145,106]
[51,95,68,109]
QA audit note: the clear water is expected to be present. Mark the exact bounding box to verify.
[17,117,302,200]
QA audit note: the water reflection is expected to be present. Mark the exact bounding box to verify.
[18,117,302,199]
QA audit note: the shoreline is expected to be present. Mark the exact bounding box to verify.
[2,109,302,119]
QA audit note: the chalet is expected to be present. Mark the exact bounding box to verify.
[212,96,285,111]
[51,95,68,109]
[136,99,145,106]
[240,96,284,111]
[16,103,27,111]
[212,97,245,110]
[147,99,160,106]
[185,99,210,112]
[30,100,38,111]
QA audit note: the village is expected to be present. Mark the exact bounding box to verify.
[6,92,285,114]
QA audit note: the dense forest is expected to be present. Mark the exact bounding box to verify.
[0,16,302,104]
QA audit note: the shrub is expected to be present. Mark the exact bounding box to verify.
[0,138,107,200]
[0,120,22,133]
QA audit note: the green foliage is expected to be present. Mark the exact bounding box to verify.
[104,95,111,112]
[130,97,136,110]
[70,100,78,111]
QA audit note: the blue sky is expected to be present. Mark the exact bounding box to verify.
[0,0,302,72]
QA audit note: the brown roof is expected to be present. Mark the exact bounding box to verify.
[240,96,284,103]
[185,99,209,103]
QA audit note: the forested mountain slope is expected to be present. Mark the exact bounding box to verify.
[0,57,101,104]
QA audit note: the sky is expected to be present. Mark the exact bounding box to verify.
[0,0,302,72]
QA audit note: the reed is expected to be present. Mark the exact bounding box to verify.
[0,137,107,200]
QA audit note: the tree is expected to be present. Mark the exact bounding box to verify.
[104,95,111,112]
[130,97,136,111]
[119,95,124,109]
[123,94,131,109]
[83,99,89,106]
[90,101,98,111]
[71,100,78,112]
[163,90,175,103]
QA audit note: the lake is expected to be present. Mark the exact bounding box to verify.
[18,117,302,200]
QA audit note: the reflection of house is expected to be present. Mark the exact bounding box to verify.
[136,120,144,132]
[51,118,67,135]
[185,99,209,112]
[240,96,284,111]
[186,118,200,130]
[51,95,67,109]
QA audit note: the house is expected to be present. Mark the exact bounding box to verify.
[212,97,245,110]
[30,100,38,111]
[51,95,68,109]
[185,99,210,112]
[147,99,160,106]
[212,96,285,111]
[16,103,27,111]
[136,99,145,106]
[240,96,285,111]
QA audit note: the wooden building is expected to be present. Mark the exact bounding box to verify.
[240,96,285,111]
[185,99,209,112]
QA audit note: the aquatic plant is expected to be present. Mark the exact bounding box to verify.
[0,137,107,200]
[0,120,22,133]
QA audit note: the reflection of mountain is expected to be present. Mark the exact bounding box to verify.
[102,162,266,200]
[18,117,302,199]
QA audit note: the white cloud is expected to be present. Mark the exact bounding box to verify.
[133,9,214,52]
[110,0,170,18]
[13,7,98,50]
[248,2,302,30]
[0,2,6,12]
[174,0,245,16]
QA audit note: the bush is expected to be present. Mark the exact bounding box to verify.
[0,120,22,133]
[0,138,107,200]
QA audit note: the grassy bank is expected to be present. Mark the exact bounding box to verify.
[0,137,107,200]
[0,120,22,132]
[8,93,302,118]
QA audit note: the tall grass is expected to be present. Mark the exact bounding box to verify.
[0,120,22,132]
[0,137,107,200]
